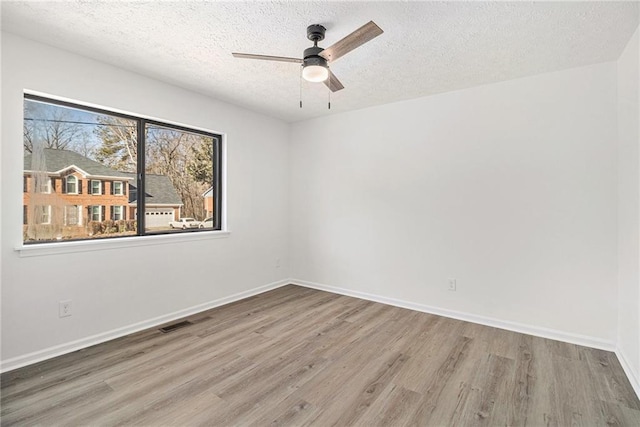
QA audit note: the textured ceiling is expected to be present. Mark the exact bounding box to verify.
[2,1,638,123]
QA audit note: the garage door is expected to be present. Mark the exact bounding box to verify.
[145,208,174,228]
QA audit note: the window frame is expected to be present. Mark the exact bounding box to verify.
[113,181,123,196]
[65,175,78,194]
[35,205,51,225]
[64,205,81,226]
[90,180,102,195]
[90,205,102,222]
[35,177,52,194]
[23,93,223,245]
[112,205,124,221]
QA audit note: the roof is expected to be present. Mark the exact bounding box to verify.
[24,148,183,206]
[123,173,183,206]
[202,186,213,198]
[24,148,132,179]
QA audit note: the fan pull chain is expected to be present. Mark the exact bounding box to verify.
[299,66,303,109]
[328,84,331,110]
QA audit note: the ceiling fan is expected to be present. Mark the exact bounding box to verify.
[232,21,383,92]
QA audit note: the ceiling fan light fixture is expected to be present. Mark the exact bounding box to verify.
[302,48,329,83]
[233,20,383,94]
[302,64,329,82]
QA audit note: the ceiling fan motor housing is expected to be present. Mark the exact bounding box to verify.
[303,46,328,68]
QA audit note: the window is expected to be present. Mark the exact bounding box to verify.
[34,205,51,224]
[65,176,78,194]
[112,181,123,196]
[90,205,103,222]
[36,177,51,194]
[64,205,80,226]
[91,180,102,195]
[112,206,124,221]
[23,94,221,244]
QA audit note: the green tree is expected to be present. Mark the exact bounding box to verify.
[187,137,214,185]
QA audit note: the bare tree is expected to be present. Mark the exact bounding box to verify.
[145,127,208,219]
[23,100,89,153]
[94,116,137,172]
[95,121,211,219]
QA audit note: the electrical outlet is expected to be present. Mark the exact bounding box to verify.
[59,300,72,318]
[275,258,281,269]
[448,278,457,292]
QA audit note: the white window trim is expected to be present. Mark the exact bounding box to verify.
[113,205,123,221]
[36,177,52,194]
[91,180,102,195]
[64,205,74,226]
[64,205,82,226]
[43,205,51,224]
[20,94,228,254]
[66,176,78,195]
[16,230,231,257]
[113,181,123,196]
[36,205,51,225]
[90,205,102,222]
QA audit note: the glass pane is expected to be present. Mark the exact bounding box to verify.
[144,123,215,232]
[23,98,138,242]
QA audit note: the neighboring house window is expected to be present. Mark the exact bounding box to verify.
[112,181,123,195]
[90,205,103,222]
[112,206,124,221]
[65,205,81,226]
[34,205,51,224]
[23,94,222,244]
[65,176,78,194]
[91,180,102,195]
[37,177,51,194]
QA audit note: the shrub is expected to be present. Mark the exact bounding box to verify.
[125,219,137,232]
[102,219,115,234]
[88,221,102,236]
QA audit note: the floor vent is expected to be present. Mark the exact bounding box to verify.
[159,320,193,333]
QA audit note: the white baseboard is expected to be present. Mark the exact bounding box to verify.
[290,278,616,352]
[2,277,624,385]
[0,279,290,373]
[616,347,640,400]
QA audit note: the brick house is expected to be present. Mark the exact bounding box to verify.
[23,148,183,232]
[202,186,214,218]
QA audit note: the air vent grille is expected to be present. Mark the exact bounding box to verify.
[159,320,193,333]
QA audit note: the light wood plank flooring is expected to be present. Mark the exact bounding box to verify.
[2,285,639,426]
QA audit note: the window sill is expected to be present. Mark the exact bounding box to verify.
[15,230,231,257]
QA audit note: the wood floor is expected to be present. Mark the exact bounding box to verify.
[2,285,639,426]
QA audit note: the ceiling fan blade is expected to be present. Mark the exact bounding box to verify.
[232,53,302,63]
[320,21,383,63]
[324,70,345,92]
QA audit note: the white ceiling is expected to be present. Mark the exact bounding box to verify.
[2,1,638,123]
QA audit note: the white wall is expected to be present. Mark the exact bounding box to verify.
[617,25,640,392]
[290,62,619,345]
[1,33,290,368]
[1,28,635,380]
